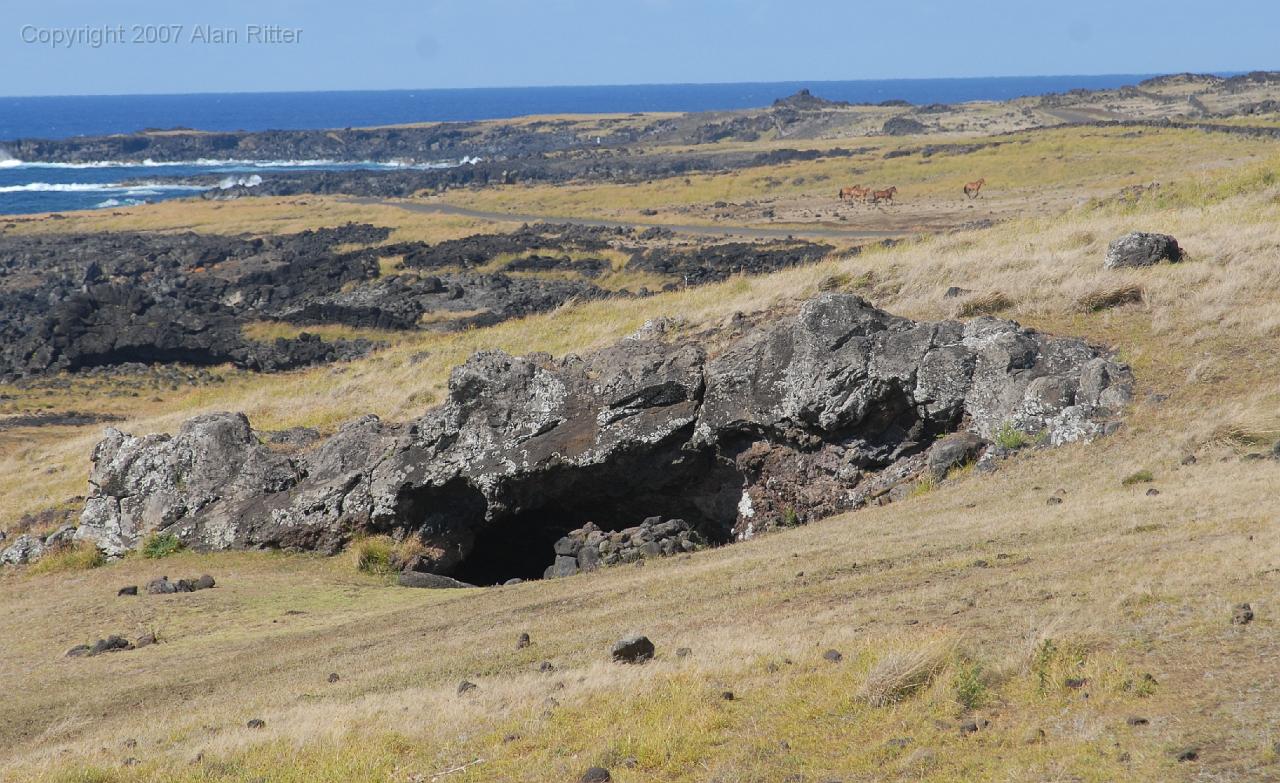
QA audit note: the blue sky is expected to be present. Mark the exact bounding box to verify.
[4,0,1276,96]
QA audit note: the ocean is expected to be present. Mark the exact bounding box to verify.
[0,75,1157,216]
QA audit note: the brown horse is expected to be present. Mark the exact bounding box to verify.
[870,186,898,204]
[839,185,870,202]
[963,178,986,199]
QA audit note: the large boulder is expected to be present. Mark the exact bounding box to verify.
[73,294,1132,575]
[1104,232,1182,269]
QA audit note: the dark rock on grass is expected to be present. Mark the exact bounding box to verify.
[65,645,93,658]
[397,572,475,589]
[959,719,990,735]
[90,635,133,655]
[457,680,478,696]
[612,635,655,664]
[675,647,692,658]
[822,649,843,663]
[580,767,612,783]
[146,575,217,595]
[1064,677,1088,689]
[117,586,138,596]
[927,433,987,480]
[328,673,340,683]
[135,632,156,648]
[246,719,266,730]
[1174,747,1199,762]
[516,632,531,649]
[1232,603,1254,625]
[720,691,735,701]
[1103,232,1182,270]
[538,661,555,673]
[943,286,972,299]
[1046,496,1063,505]
[1126,716,1150,726]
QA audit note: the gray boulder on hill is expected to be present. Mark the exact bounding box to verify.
[73,294,1132,579]
[1104,232,1182,269]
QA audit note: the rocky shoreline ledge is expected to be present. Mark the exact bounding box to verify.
[43,293,1131,584]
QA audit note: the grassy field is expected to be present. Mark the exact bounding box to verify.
[4,124,1280,781]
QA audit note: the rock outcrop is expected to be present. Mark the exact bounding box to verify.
[73,294,1132,581]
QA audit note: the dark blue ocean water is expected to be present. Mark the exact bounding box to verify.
[0,75,1158,216]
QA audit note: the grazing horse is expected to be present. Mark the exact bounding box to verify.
[870,186,898,204]
[839,185,870,202]
[963,177,986,199]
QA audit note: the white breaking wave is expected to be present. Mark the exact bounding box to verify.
[94,198,145,209]
[217,174,263,189]
[0,181,207,194]
[0,156,477,170]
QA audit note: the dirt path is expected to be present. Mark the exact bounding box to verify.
[345,197,913,241]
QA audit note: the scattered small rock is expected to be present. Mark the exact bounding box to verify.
[1046,496,1063,506]
[885,737,912,749]
[611,635,655,664]
[1181,454,1197,466]
[822,649,843,663]
[1232,603,1254,625]
[327,672,340,683]
[117,586,138,596]
[516,632,531,649]
[675,647,692,658]
[1146,488,1161,496]
[246,719,265,730]
[135,632,156,648]
[457,680,478,696]
[1064,677,1088,689]
[721,691,735,701]
[1174,747,1199,762]
[538,661,554,673]
[1126,716,1149,726]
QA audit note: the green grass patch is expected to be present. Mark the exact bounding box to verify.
[1121,469,1155,486]
[142,532,183,559]
[29,542,104,574]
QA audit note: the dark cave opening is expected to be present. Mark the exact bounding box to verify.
[449,447,744,586]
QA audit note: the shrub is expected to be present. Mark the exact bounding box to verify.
[141,532,182,559]
[1121,469,1155,486]
[30,542,105,574]
[994,422,1032,450]
[780,507,801,527]
[952,661,990,710]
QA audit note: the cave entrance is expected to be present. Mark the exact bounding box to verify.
[449,446,743,586]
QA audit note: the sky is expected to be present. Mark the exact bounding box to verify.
[3,0,1277,96]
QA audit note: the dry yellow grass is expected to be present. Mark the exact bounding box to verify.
[5,126,1280,781]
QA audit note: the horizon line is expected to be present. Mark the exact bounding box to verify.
[0,70,1248,101]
